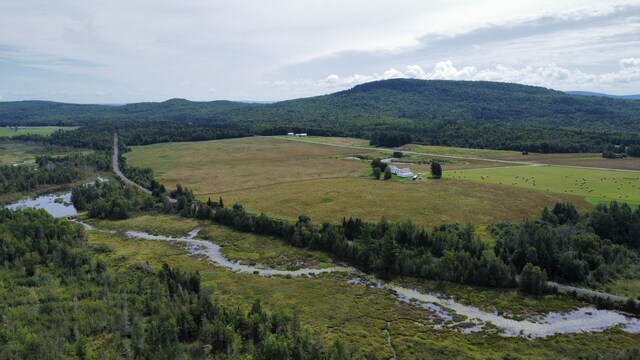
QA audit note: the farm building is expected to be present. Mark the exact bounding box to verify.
[287,132,294,136]
[388,165,414,178]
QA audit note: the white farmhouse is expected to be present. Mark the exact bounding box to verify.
[387,165,414,178]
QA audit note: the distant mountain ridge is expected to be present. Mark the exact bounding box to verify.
[2,79,640,152]
[565,91,640,100]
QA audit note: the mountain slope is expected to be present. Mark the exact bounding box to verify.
[566,91,640,100]
[2,79,640,152]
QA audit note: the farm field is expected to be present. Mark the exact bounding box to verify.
[0,125,77,137]
[220,176,590,227]
[281,135,640,171]
[448,165,640,205]
[126,137,591,227]
[77,214,640,359]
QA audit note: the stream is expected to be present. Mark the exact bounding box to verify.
[122,228,351,277]
[7,196,640,340]
[117,226,640,339]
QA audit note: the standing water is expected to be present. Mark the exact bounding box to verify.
[6,192,77,218]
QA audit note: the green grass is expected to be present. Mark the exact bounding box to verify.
[398,278,585,316]
[79,217,640,359]
[82,213,203,237]
[86,214,336,270]
[447,165,640,205]
[198,223,334,270]
[0,126,77,137]
[126,137,592,228]
[0,141,90,165]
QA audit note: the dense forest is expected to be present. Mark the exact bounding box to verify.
[0,208,358,359]
[2,79,640,152]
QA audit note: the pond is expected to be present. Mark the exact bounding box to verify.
[5,191,77,218]
[4,177,109,218]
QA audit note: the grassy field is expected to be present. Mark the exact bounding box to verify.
[77,215,640,358]
[281,135,640,171]
[0,126,77,137]
[126,137,591,227]
[448,165,640,205]
[222,176,590,227]
[0,141,89,165]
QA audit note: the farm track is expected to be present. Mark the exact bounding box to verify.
[279,137,534,166]
[280,137,640,173]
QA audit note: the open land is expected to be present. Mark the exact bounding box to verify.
[0,141,90,165]
[0,126,78,137]
[283,135,640,171]
[448,165,640,205]
[126,136,592,227]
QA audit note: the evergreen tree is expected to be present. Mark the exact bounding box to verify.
[372,167,381,179]
[431,161,442,179]
[384,166,392,180]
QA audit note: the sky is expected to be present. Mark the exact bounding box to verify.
[0,0,639,103]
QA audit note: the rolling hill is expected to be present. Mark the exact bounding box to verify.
[2,79,640,152]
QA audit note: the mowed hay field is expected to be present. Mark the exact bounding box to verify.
[127,137,592,227]
[448,165,640,205]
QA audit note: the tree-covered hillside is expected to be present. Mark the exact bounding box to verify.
[2,79,640,152]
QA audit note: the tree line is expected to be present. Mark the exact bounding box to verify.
[0,153,111,197]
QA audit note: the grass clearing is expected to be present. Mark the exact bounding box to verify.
[447,165,640,205]
[222,177,591,227]
[280,135,640,171]
[127,137,591,228]
[0,141,90,165]
[0,126,77,137]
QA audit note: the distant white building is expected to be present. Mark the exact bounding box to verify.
[300,133,307,137]
[287,132,294,136]
[388,165,414,178]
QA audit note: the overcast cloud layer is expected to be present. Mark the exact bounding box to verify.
[0,1,639,103]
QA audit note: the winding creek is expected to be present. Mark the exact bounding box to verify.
[6,194,640,339]
[109,225,640,339]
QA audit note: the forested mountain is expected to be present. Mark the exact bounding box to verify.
[566,91,640,100]
[3,79,640,152]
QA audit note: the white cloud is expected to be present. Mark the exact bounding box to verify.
[324,74,340,84]
[620,57,640,68]
[0,1,639,102]
[310,60,640,93]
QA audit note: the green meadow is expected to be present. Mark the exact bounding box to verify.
[447,165,640,205]
[0,126,77,137]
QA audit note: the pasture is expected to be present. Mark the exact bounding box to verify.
[448,165,640,205]
[0,126,77,137]
[281,135,640,171]
[78,214,640,358]
[126,137,591,228]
